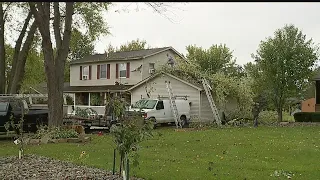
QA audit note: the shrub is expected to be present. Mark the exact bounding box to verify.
[257,111,277,124]
[258,111,295,124]
[50,128,79,139]
[66,95,74,105]
[294,112,320,122]
[33,125,79,139]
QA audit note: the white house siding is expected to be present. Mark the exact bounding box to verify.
[130,74,201,118]
[141,50,179,80]
[69,50,181,87]
[70,60,144,86]
[199,91,215,122]
[200,92,239,122]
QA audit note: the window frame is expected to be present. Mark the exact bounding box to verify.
[149,63,155,69]
[82,66,89,78]
[119,63,127,78]
[100,64,107,79]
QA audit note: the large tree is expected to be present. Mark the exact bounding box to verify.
[106,39,149,53]
[186,44,244,78]
[0,3,40,94]
[5,43,45,93]
[0,3,6,94]
[253,24,318,122]
[29,2,74,126]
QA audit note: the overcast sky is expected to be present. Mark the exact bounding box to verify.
[94,2,320,65]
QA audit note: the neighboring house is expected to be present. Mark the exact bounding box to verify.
[301,98,315,112]
[314,72,320,112]
[63,47,186,115]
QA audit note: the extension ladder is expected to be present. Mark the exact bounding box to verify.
[0,94,67,105]
[201,78,222,126]
[165,81,182,128]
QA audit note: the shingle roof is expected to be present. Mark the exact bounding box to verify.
[70,47,172,65]
[127,72,203,91]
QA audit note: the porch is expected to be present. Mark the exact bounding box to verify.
[63,83,133,116]
[65,92,131,116]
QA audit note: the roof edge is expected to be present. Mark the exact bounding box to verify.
[127,72,203,91]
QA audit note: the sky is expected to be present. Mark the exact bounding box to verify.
[94,2,320,65]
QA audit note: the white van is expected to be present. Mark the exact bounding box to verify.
[129,98,191,127]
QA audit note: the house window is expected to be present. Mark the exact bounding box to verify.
[149,63,155,69]
[100,64,106,78]
[83,66,89,75]
[119,63,127,78]
[83,66,89,79]
[149,63,155,74]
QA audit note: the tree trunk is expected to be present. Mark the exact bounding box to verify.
[7,11,32,93]
[9,21,37,94]
[119,154,123,177]
[277,107,283,122]
[29,2,73,126]
[253,116,258,127]
[0,3,5,94]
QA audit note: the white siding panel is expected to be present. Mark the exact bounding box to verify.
[200,91,215,122]
[70,60,143,86]
[141,50,179,80]
[130,74,200,117]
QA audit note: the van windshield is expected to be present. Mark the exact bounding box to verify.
[132,100,157,109]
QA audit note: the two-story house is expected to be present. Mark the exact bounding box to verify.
[64,46,238,122]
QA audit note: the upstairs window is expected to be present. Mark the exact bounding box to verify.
[97,64,110,79]
[119,63,127,78]
[116,63,130,79]
[100,64,106,78]
[80,65,91,80]
[149,63,155,74]
[83,66,89,76]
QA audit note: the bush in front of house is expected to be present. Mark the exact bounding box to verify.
[293,112,320,122]
[33,125,79,139]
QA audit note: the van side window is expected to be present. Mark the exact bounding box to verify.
[156,101,164,110]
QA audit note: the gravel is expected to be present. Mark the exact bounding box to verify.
[0,154,142,180]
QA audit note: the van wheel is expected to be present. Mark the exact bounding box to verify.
[148,118,157,129]
[180,116,188,128]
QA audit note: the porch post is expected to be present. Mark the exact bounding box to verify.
[89,92,91,107]
[63,95,67,105]
[104,92,107,105]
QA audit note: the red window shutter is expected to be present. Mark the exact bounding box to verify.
[80,66,82,80]
[126,62,130,78]
[107,64,110,79]
[97,65,100,79]
[116,63,119,79]
[89,65,92,80]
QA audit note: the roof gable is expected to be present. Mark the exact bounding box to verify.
[70,46,185,65]
[127,72,203,91]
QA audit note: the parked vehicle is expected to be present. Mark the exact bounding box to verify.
[129,98,191,127]
[0,97,48,133]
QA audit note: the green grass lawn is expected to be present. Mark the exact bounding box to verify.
[1,126,320,180]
